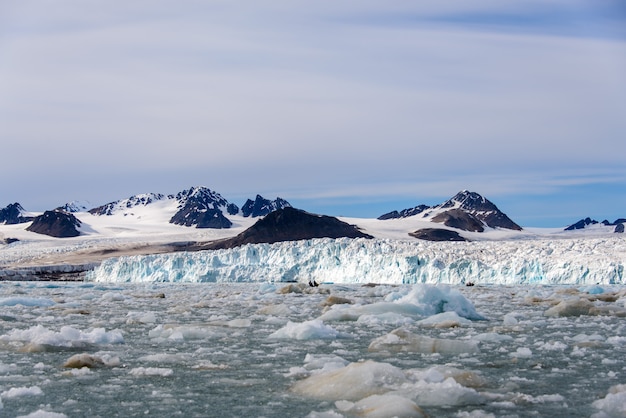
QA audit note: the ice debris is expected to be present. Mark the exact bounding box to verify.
[368,328,480,355]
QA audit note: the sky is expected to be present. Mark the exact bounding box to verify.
[1,1,625,227]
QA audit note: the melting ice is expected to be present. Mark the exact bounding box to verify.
[1,280,626,417]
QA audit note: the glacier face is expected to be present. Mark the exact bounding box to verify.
[87,237,626,285]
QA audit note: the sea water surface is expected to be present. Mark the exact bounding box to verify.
[1,281,625,417]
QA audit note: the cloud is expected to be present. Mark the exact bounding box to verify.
[0,1,625,222]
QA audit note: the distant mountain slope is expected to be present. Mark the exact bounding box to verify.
[89,193,168,216]
[56,201,91,213]
[241,195,291,217]
[206,207,372,249]
[0,203,33,225]
[378,205,430,220]
[565,217,625,233]
[379,190,522,232]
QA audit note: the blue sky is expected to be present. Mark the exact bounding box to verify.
[1,1,625,227]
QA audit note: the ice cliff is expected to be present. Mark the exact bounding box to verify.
[87,237,626,285]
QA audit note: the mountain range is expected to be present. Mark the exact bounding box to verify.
[1,187,624,241]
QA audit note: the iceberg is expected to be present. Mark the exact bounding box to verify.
[87,237,626,285]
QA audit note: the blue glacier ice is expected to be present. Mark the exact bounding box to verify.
[86,237,626,285]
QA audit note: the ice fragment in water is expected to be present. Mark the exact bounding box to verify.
[368,328,480,355]
[291,360,407,401]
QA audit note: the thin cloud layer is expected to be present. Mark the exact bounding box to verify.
[1,1,625,226]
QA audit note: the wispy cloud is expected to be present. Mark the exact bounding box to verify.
[1,1,625,225]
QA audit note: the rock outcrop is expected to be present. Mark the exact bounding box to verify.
[26,210,81,238]
[206,207,372,249]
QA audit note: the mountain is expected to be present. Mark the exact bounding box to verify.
[565,217,625,233]
[379,190,522,232]
[0,203,33,225]
[26,210,81,238]
[56,201,91,213]
[378,205,430,220]
[89,193,169,216]
[241,195,291,217]
[205,207,373,250]
[170,187,237,229]
[86,187,293,229]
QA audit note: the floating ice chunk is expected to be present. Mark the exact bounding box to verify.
[63,353,105,369]
[0,297,55,307]
[301,353,349,374]
[0,325,124,350]
[407,365,487,388]
[304,411,344,418]
[591,385,626,418]
[510,347,533,358]
[455,411,496,418]
[368,328,480,355]
[417,311,472,328]
[357,312,415,327]
[319,302,423,322]
[393,285,486,320]
[257,304,294,316]
[1,386,43,399]
[291,360,407,401]
[269,319,345,340]
[337,394,427,418]
[126,311,157,324]
[409,377,485,406]
[148,324,225,341]
[544,298,593,317]
[129,367,173,377]
[16,410,67,418]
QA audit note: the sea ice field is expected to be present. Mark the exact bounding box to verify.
[1,280,626,417]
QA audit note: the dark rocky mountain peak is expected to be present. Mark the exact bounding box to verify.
[170,186,233,229]
[433,190,522,231]
[378,205,430,220]
[174,186,228,210]
[241,195,292,218]
[26,210,81,238]
[440,190,495,212]
[0,202,33,225]
[89,193,167,216]
[378,190,522,232]
[206,207,372,249]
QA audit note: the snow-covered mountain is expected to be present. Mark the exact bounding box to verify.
[565,217,625,233]
[170,186,236,229]
[56,200,92,213]
[379,190,522,233]
[89,193,169,216]
[0,203,33,225]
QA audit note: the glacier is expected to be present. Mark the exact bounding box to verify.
[87,236,626,285]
